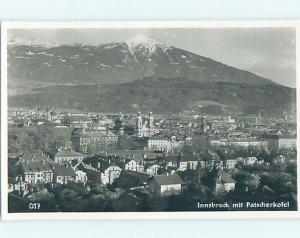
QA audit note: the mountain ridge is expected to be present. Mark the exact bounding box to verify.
[8,37,295,115]
[8,38,279,87]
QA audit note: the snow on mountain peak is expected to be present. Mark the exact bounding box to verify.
[125,34,169,54]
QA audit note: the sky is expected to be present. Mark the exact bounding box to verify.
[9,27,296,88]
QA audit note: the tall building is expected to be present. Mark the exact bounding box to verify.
[263,134,297,150]
[71,128,118,153]
[135,112,155,138]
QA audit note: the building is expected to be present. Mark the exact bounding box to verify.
[52,164,76,185]
[239,156,257,166]
[71,128,118,153]
[99,163,122,185]
[135,112,155,138]
[223,158,238,169]
[149,174,184,196]
[75,170,88,184]
[215,170,236,195]
[178,152,199,171]
[147,137,171,152]
[209,138,265,149]
[54,149,84,164]
[263,134,297,150]
[207,168,236,195]
[107,150,164,160]
[17,159,54,184]
[145,164,160,176]
[117,158,139,171]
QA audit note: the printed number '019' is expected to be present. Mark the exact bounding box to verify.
[28,203,41,210]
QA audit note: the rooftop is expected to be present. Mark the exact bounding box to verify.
[152,174,184,186]
[55,149,83,158]
[20,160,53,173]
[52,164,76,177]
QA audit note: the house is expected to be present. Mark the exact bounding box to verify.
[178,152,199,171]
[18,159,54,184]
[52,164,76,185]
[99,162,122,185]
[135,162,145,173]
[54,148,84,164]
[117,158,139,171]
[205,168,236,195]
[145,163,160,176]
[75,170,88,184]
[214,169,236,195]
[223,154,239,169]
[223,158,238,169]
[243,156,257,165]
[78,162,102,188]
[149,174,184,196]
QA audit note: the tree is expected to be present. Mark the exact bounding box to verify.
[234,171,260,192]
[87,143,96,155]
[191,135,209,152]
[117,135,142,150]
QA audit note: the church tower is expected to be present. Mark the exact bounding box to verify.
[136,112,143,137]
[117,112,124,135]
[148,112,154,128]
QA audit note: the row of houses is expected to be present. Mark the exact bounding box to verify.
[209,135,296,150]
[10,158,88,193]
[10,148,239,197]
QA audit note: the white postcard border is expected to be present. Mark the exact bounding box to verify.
[1,20,300,220]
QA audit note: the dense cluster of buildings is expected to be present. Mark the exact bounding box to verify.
[8,107,297,200]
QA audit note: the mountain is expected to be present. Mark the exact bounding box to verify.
[9,77,296,115]
[7,35,296,114]
[8,35,276,87]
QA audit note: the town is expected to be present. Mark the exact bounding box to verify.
[8,106,297,212]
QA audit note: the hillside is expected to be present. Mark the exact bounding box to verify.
[9,77,296,115]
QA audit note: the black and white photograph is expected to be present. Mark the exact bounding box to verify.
[1,21,299,219]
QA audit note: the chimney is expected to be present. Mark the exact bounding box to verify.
[97,162,101,169]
